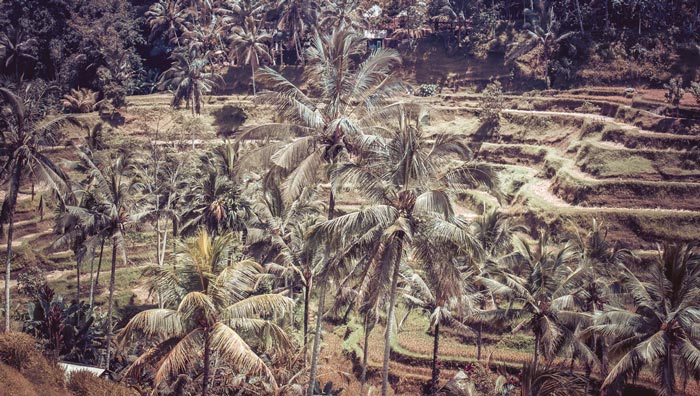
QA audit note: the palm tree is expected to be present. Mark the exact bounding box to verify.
[120,231,294,396]
[275,0,319,63]
[157,46,221,115]
[146,0,191,47]
[70,150,139,369]
[219,0,268,25]
[0,26,38,84]
[318,0,367,32]
[180,164,251,237]
[403,245,480,396]
[505,6,575,89]
[229,16,272,96]
[315,105,499,396]
[570,219,631,382]
[0,85,72,331]
[481,232,588,372]
[429,207,527,360]
[237,26,405,395]
[246,173,323,349]
[592,242,700,396]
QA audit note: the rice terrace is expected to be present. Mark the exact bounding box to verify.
[1,1,700,396]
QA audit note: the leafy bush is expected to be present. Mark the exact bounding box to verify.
[664,77,684,115]
[61,88,100,113]
[479,80,504,125]
[416,83,439,97]
[574,101,600,114]
[689,81,700,104]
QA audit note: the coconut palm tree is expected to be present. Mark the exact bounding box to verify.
[157,46,221,115]
[237,26,405,395]
[246,172,323,348]
[592,242,700,396]
[428,207,527,360]
[229,16,272,96]
[120,230,294,396]
[0,85,72,331]
[69,149,139,369]
[318,0,367,32]
[403,244,481,396]
[569,219,631,382]
[275,0,319,63]
[314,105,499,396]
[219,0,268,25]
[146,0,191,47]
[481,232,589,372]
[505,6,575,89]
[0,26,38,84]
[180,163,251,238]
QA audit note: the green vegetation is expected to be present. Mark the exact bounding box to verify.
[2,1,700,396]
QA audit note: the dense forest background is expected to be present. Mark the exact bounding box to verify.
[2,0,700,103]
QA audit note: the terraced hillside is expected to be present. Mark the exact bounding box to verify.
[2,87,699,395]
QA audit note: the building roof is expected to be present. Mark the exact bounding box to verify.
[58,362,106,379]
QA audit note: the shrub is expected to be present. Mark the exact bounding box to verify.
[575,100,600,114]
[689,81,700,104]
[61,88,100,113]
[416,83,439,97]
[479,80,504,125]
[0,332,36,371]
[664,77,684,115]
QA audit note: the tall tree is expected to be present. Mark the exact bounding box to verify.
[316,104,499,396]
[275,0,319,63]
[146,0,191,47]
[592,242,700,396]
[237,26,405,396]
[157,46,221,115]
[71,150,138,369]
[121,232,293,396]
[229,16,272,96]
[0,85,71,331]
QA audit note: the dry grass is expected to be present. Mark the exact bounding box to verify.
[68,371,137,396]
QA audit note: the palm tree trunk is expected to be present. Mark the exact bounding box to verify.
[3,165,20,332]
[381,238,404,396]
[360,315,372,396]
[76,254,81,303]
[303,282,310,357]
[477,322,483,360]
[88,245,96,312]
[105,237,118,370]
[95,237,105,287]
[306,277,327,396]
[251,63,256,96]
[307,191,336,396]
[533,331,541,372]
[430,321,441,396]
[4,209,15,332]
[575,0,584,33]
[202,329,211,396]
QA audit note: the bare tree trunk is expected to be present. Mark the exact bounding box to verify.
[251,63,257,96]
[575,0,584,33]
[105,237,118,370]
[306,278,327,396]
[303,282,310,359]
[4,209,14,332]
[76,255,81,303]
[202,329,211,396]
[3,166,19,332]
[381,238,404,396]
[360,315,372,396]
[430,321,441,396]
[307,191,335,396]
[95,237,105,287]
[477,322,483,360]
[533,331,541,372]
[88,245,96,312]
